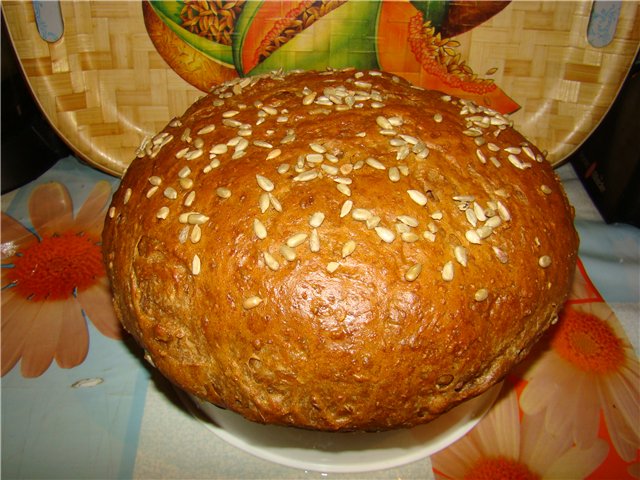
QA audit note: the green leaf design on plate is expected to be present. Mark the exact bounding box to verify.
[231,0,263,75]
[148,1,234,67]
[247,1,382,76]
[409,0,449,29]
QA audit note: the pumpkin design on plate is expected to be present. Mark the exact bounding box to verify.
[143,0,520,114]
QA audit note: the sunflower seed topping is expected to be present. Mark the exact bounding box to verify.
[306,153,324,164]
[326,261,340,273]
[254,140,273,149]
[365,157,386,170]
[454,246,468,266]
[263,251,280,271]
[256,174,275,192]
[405,263,422,282]
[253,218,267,239]
[423,231,436,242]
[309,211,325,228]
[474,289,489,302]
[310,228,320,252]
[465,209,478,227]
[388,166,401,182]
[275,164,289,175]
[123,188,132,204]
[334,176,352,185]
[185,213,209,225]
[256,193,269,214]
[396,223,411,234]
[293,170,319,182]
[321,164,339,175]
[191,254,201,275]
[210,143,228,155]
[408,190,428,206]
[401,232,420,243]
[184,149,203,161]
[522,145,536,160]
[243,296,263,309]
[164,187,178,200]
[197,124,216,135]
[465,229,482,244]
[340,163,354,175]
[180,178,194,190]
[442,261,454,281]
[287,233,308,248]
[473,202,487,221]
[352,208,372,221]
[269,193,282,212]
[281,132,296,144]
[146,186,159,198]
[375,226,396,243]
[302,92,317,105]
[376,116,393,130]
[340,199,353,218]
[279,244,297,261]
[366,215,381,229]
[541,185,552,194]
[336,184,352,196]
[485,215,502,229]
[183,191,196,207]
[463,128,483,137]
[397,215,419,227]
[309,142,326,154]
[497,201,511,221]
[538,255,552,268]
[508,154,531,170]
[342,240,356,258]
[190,224,201,243]
[216,187,231,199]
[476,225,493,239]
[493,246,509,264]
[155,206,169,219]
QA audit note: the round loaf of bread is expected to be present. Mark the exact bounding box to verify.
[103,69,578,431]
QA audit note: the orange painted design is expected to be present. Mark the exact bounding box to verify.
[588,411,639,480]
[377,1,520,114]
[240,0,301,74]
[7,232,104,302]
[407,15,495,96]
[551,307,625,375]
[464,457,541,480]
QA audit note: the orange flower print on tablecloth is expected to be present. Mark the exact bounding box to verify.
[1,181,121,378]
[519,301,640,463]
[432,383,609,479]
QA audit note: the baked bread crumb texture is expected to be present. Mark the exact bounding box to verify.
[103,68,578,431]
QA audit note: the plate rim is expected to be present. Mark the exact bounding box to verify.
[177,381,502,474]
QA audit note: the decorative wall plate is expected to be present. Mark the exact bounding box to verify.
[3,1,639,177]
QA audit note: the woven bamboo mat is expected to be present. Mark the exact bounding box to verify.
[3,1,639,177]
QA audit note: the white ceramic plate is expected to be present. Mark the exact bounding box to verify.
[180,382,501,474]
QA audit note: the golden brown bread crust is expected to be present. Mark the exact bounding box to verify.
[103,69,578,431]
